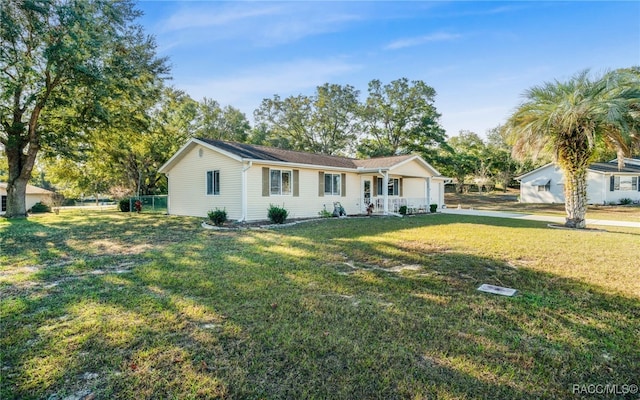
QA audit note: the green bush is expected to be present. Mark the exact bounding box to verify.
[268,204,289,224]
[318,208,333,218]
[398,205,408,215]
[119,198,131,212]
[208,208,228,226]
[30,202,50,213]
[619,198,633,205]
[429,204,438,213]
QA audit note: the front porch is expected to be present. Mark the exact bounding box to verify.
[369,197,430,214]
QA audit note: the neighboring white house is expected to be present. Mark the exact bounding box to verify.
[159,138,450,221]
[517,158,640,204]
[0,182,54,215]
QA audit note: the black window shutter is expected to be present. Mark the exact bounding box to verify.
[610,176,615,192]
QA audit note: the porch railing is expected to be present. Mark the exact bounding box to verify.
[372,197,429,213]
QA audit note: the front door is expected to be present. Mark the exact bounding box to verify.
[362,179,371,213]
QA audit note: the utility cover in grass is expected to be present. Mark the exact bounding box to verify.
[477,284,517,296]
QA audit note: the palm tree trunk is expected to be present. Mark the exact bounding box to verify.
[564,168,588,229]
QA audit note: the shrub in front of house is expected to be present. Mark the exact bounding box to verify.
[119,198,131,212]
[430,204,438,213]
[268,204,289,224]
[318,208,333,218]
[30,202,50,213]
[619,198,633,205]
[399,205,408,215]
[208,208,228,226]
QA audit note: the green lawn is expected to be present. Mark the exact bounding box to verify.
[1,210,639,399]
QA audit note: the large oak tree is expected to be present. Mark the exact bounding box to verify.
[357,78,447,158]
[254,83,360,156]
[1,0,168,217]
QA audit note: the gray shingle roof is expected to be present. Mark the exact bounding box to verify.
[353,155,414,169]
[198,138,358,169]
[589,162,640,174]
[198,138,427,171]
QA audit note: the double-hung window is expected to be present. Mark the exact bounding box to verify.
[610,176,639,191]
[270,169,292,195]
[206,170,220,195]
[376,177,399,196]
[537,182,551,192]
[324,173,341,196]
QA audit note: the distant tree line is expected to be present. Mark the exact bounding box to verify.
[26,75,547,200]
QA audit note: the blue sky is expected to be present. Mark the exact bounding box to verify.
[137,1,640,138]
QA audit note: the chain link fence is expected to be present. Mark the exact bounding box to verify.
[129,195,168,214]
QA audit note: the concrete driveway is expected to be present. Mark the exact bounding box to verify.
[441,208,640,228]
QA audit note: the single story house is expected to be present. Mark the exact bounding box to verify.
[516,158,640,204]
[0,182,54,215]
[159,138,450,221]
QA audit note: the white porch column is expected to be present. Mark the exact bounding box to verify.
[383,171,389,215]
[241,161,252,221]
[166,174,171,214]
[425,177,431,210]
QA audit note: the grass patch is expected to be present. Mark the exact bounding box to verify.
[1,210,639,399]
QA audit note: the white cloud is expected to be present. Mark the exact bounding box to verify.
[384,32,462,50]
[161,4,284,32]
[156,2,365,47]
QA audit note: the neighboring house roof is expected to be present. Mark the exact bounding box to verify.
[589,162,640,174]
[0,182,54,195]
[160,138,445,177]
[515,163,555,181]
[517,160,640,181]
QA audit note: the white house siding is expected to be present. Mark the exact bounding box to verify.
[161,140,450,220]
[520,163,640,205]
[390,159,431,177]
[26,194,48,211]
[431,179,445,209]
[519,165,565,203]
[383,159,444,210]
[401,177,426,199]
[599,174,640,204]
[165,145,243,219]
[245,164,361,221]
[586,173,605,204]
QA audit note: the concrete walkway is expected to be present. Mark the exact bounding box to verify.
[441,208,640,228]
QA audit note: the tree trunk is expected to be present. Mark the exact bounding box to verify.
[563,168,588,229]
[5,178,28,218]
[617,148,626,170]
[4,99,43,218]
[5,134,39,218]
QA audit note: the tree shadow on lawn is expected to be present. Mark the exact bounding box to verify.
[0,211,203,284]
[2,215,639,399]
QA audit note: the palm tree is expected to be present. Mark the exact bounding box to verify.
[505,69,640,228]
